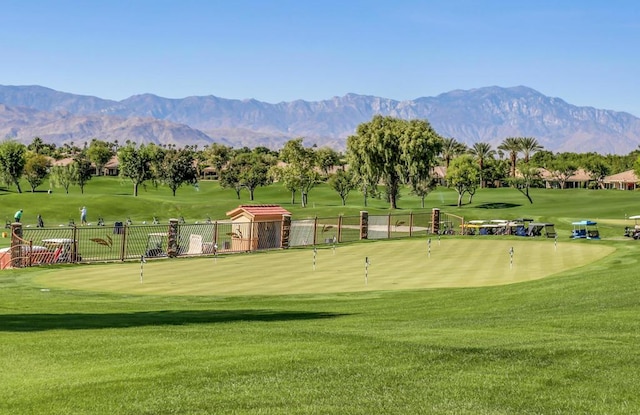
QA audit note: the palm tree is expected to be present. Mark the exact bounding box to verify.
[519,137,543,163]
[469,142,496,188]
[498,137,521,177]
[440,137,468,168]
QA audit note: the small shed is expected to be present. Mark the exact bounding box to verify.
[225,205,291,251]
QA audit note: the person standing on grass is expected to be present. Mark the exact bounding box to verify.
[80,206,87,226]
[14,209,23,223]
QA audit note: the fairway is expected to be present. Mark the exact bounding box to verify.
[35,238,613,296]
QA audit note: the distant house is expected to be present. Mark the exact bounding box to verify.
[603,170,638,190]
[101,156,119,176]
[540,168,591,189]
[50,157,75,167]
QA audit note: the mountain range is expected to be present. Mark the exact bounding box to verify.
[1,84,639,154]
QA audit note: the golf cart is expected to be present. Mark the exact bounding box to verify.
[571,220,600,239]
[624,215,640,239]
[145,232,168,257]
[41,238,81,263]
[527,222,556,238]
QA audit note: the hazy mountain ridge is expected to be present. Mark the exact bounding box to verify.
[1,85,639,154]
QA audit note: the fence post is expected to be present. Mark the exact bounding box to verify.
[337,215,343,243]
[409,212,414,237]
[167,219,179,257]
[431,208,440,235]
[10,223,23,268]
[313,216,318,246]
[72,225,78,263]
[360,211,368,240]
[281,214,291,249]
[119,223,127,261]
[213,221,219,247]
[388,213,392,239]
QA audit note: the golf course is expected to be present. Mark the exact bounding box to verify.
[2,178,640,414]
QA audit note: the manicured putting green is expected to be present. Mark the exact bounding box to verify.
[35,239,613,296]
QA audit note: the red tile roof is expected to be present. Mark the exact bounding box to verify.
[226,205,291,219]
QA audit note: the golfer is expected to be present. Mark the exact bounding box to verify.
[80,206,87,226]
[14,209,23,223]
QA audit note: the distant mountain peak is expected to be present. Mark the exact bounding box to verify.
[0,84,639,154]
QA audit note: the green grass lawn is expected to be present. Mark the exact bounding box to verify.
[35,239,612,296]
[3,179,640,413]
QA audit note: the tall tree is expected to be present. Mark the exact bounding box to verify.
[445,155,480,207]
[347,116,443,209]
[469,142,495,188]
[202,143,232,179]
[0,140,27,193]
[49,165,74,194]
[315,147,340,177]
[280,138,320,207]
[72,153,93,194]
[118,143,153,196]
[519,137,543,163]
[87,139,114,176]
[327,168,355,206]
[498,137,521,177]
[548,158,578,189]
[159,147,198,196]
[584,155,611,189]
[24,152,50,192]
[440,137,467,168]
[221,150,275,201]
[507,162,541,204]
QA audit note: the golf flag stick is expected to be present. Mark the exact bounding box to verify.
[140,255,146,283]
[509,247,514,269]
[365,256,370,285]
[313,247,317,270]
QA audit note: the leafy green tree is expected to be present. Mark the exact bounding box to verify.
[584,155,611,189]
[24,153,50,192]
[548,157,578,189]
[410,173,439,208]
[118,143,153,196]
[529,150,555,169]
[72,154,93,194]
[482,158,509,187]
[508,162,541,204]
[269,164,300,204]
[86,139,114,176]
[315,147,340,177]
[159,148,198,196]
[347,116,442,209]
[328,168,355,206]
[49,164,74,194]
[0,140,27,193]
[203,143,232,179]
[221,150,275,201]
[445,155,480,207]
[280,138,320,207]
[219,163,243,199]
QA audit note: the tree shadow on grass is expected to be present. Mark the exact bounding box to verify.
[0,309,348,332]
[476,202,521,209]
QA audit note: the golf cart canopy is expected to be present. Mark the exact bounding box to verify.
[572,220,598,226]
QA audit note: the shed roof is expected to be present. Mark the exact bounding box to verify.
[226,204,291,219]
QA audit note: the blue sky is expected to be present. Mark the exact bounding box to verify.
[2,1,640,115]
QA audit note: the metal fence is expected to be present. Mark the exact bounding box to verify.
[4,210,460,268]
